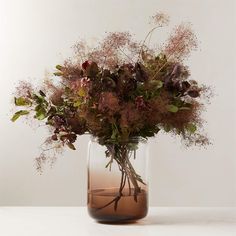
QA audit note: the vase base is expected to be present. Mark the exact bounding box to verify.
[88,187,148,223]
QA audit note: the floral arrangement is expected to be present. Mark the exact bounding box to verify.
[12,13,211,204]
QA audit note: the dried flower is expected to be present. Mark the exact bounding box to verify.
[98,92,120,113]
[150,12,170,27]
[163,23,198,61]
[135,96,146,110]
[11,12,211,173]
[82,60,91,70]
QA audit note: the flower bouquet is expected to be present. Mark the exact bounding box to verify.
[12,12,211,222]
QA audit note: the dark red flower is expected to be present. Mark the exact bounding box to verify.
[51,134,58,141]
[82,60,91,70]
[188,90,200,98]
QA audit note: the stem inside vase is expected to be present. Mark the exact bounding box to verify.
[94,143,146,212]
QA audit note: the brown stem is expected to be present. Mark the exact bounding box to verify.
[119,168,125,196]
[95,162,126,212]
[127,175,131,195]
[95,196,121,212]
[96,144,145,211]
[138,26,161,60]
[114,167,125,211]
[123,164,140,202]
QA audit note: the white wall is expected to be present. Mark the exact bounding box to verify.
[0,0,235,206]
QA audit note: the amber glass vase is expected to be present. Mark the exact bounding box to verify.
[87,137,149,223]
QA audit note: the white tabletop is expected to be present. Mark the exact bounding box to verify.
[0,207,235,236]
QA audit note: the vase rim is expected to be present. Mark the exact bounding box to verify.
[90,135,147,144]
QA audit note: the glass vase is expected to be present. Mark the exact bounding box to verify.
[87,137,149,223]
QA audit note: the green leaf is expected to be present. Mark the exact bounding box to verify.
[153,80,163,89]
[35,104,41,112]
[55,65,63,71]
[14,97,31,106]
[111,129,117,140]
[67,142,76,150]
[105,160,113,169]
[11,110,30,122]
[73,100,82,107]
[179,107,191,111]
[173,99,184,107]
[167,105,179,113]
[163,124,171,132]
[34,107,47,120]
[35,113,46,120]
[53,72,63,76]
[139,125,160,138]
[186,123,197,133]
[111,124,119,140]
[78,88,86,97]
[32,94,44,104]
[39,90,46,97]
[127,143,138,151]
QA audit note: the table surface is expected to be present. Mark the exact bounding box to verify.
[0,207,235,236]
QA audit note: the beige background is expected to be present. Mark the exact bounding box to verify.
[0,0,235,206]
